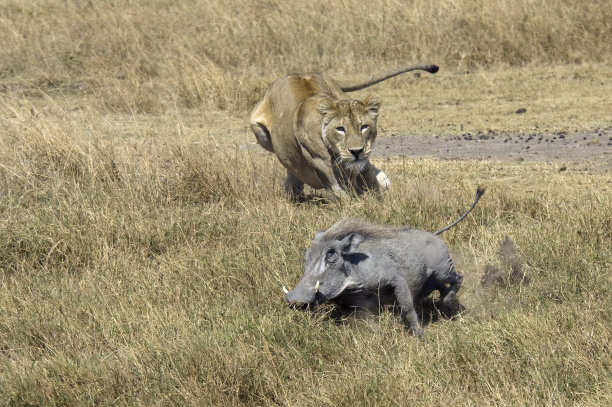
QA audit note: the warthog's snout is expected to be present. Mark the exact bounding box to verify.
[283,281,320,309]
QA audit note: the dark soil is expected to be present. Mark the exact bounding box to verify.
[375,127,612,172]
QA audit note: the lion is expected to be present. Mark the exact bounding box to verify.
[249,63,439,199]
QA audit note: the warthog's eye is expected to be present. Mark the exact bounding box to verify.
[360,124,370,133]
[325,248,338,262]
[335,126,346,135]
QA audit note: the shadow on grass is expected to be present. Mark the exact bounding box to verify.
[418,296,466,327]
[292,193,331,205]
[312,296,466,332]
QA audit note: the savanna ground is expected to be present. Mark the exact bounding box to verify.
[0,1,611,406]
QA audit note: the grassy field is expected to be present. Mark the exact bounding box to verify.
[1,0,611,406]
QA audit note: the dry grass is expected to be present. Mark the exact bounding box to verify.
[0,110,610,405]
[1,0,611,113]
[377,64,612,135]
[1,1,611,406]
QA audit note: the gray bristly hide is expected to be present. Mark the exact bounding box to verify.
[283,187,485,337]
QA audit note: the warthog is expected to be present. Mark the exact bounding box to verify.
[283,187,485,337]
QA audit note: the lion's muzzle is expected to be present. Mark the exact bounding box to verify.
[343,158,368,174]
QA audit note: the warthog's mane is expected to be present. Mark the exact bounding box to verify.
[322,218,408,241]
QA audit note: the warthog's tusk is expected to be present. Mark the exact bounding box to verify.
[314,280,320,293]
[282,286,289,294]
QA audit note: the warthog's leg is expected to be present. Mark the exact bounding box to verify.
[442,274,463,308]
[393,282,424,338]
[434,264,463,308]
[284,170,304,199]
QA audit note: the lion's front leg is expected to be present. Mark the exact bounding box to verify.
[284,170,305,200]
[354,162,391,195]
[307,157,348,199]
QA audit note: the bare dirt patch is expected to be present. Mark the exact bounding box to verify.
[375,127,612,172]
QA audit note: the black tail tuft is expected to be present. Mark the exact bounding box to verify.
[427,65,440,74]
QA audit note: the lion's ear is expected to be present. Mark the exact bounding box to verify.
[317,97,338,120]
[363,94,381,119]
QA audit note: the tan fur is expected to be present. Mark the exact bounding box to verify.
[249,64,438,198]
[249,72,388,198]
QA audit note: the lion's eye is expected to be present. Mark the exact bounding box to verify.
[360,124,370,132]
[335,126,346,134]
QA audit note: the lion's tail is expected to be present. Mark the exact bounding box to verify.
[338,63,439,92]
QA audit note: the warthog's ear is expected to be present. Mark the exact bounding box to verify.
[314,231,325,241]
[363,94,381,119]
[340,233,364,254]
[318,97,338,123]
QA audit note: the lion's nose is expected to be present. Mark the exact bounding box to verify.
[349,148,363,159]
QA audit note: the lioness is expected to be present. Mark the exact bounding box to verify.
[249,63,439,199]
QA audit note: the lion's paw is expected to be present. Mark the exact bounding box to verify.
[376,171,391,191]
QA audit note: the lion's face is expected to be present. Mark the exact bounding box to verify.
[318,95,381,174]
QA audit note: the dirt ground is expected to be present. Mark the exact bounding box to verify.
[374,127,612,172]
[244,127,612,173]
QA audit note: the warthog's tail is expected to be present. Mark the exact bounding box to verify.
[434,187,486,235]
[338,63,439,92]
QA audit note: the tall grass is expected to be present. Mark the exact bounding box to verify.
[1,0,611,112]
[0,1,611,405]
[1,93,611,405]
